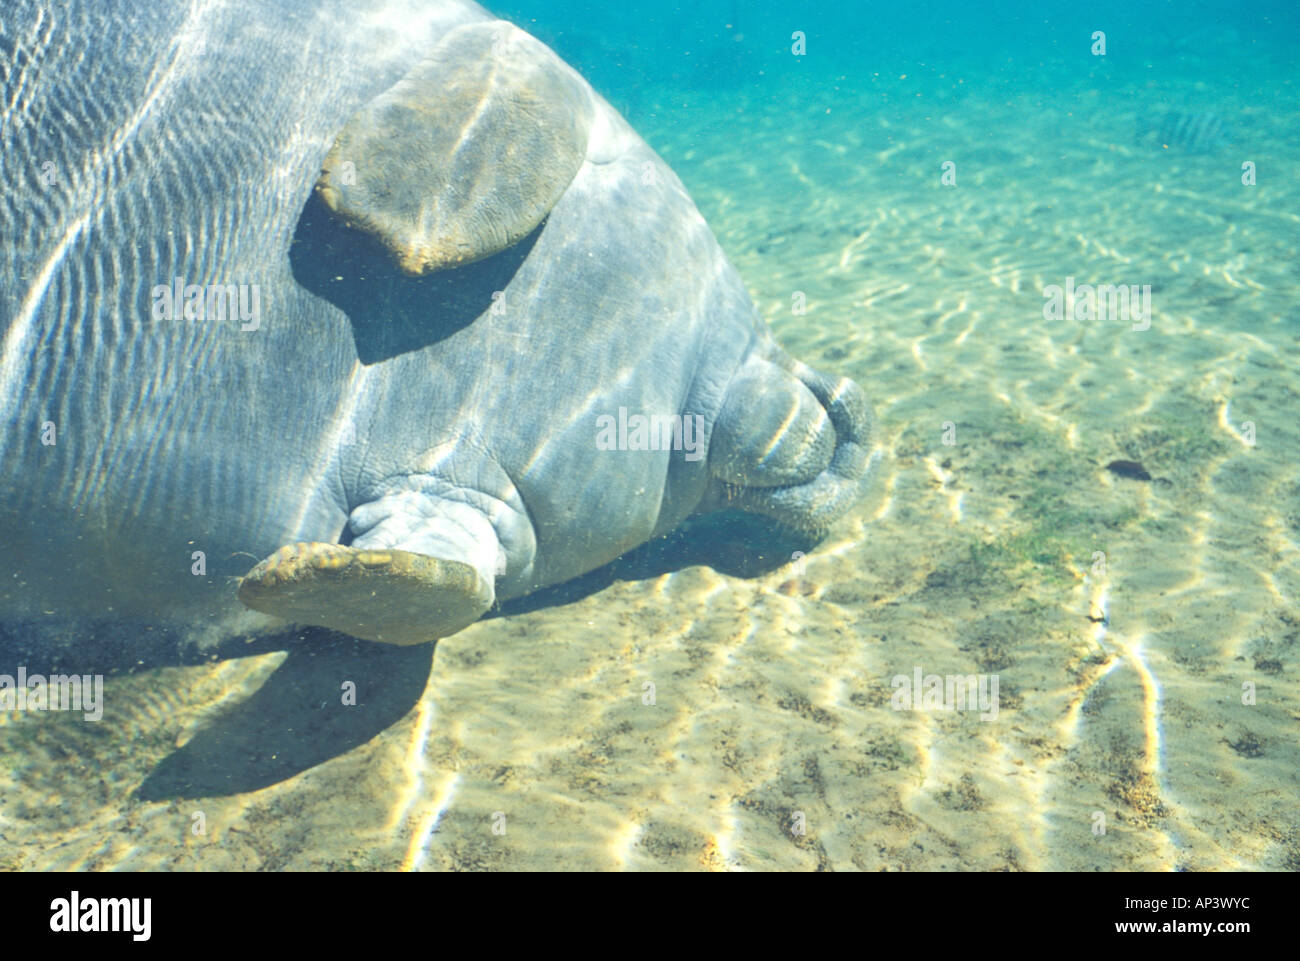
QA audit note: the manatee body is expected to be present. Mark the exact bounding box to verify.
[0,0,872,649]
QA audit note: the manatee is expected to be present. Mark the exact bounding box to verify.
[0,0,873,658]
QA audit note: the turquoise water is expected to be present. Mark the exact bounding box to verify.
[2,0,1297,870]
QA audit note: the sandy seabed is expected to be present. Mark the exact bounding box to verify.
[4,49,1298,871]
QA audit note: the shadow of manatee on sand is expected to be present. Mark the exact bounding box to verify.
[490,509,815,618]
[1,511,812,798]
[135,633,434,801]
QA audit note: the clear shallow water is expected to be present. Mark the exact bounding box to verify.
[3,1,1298,870]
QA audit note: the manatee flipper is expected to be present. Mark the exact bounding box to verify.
[239,493,511,646]
[710,357,874,533]
[316,20,594,275]
[238,542,492,646]
[710,356,836,488]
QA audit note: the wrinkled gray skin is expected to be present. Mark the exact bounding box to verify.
[0,0,872,648]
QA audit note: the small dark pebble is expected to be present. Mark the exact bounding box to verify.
[1106,459,1152,481]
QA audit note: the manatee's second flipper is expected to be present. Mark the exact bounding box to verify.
[708,356,875,533]
[238,543,491,646]
[316,20,594,275]
[238,484,532,645]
